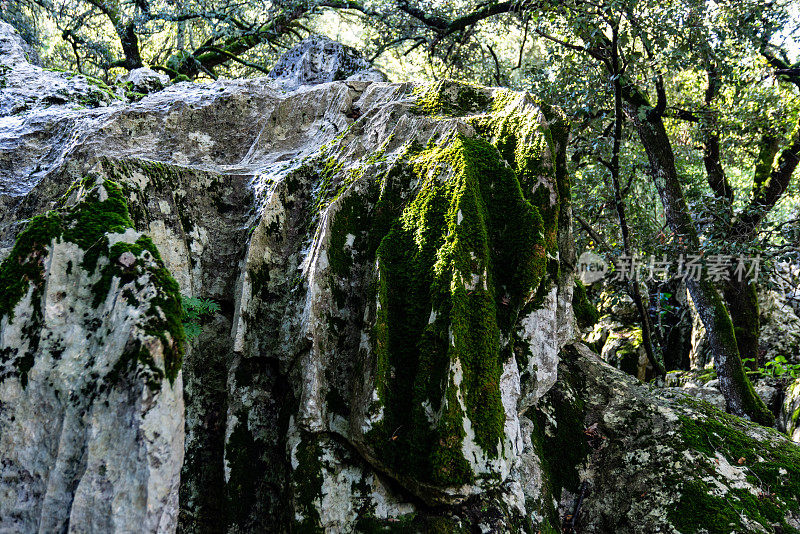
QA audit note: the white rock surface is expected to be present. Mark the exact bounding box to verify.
[0,180,184,533]
[267,34,387,90]
[0,22,574,532]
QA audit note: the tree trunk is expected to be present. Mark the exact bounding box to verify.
[621,81,773,425]
[724,276,760,370]
[700,66,761,373]
[609,26,665,378]
[117,21,143,70]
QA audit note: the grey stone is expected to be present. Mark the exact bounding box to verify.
[122,67,170,95]
[267,34,387,90]
[3,20,800,534]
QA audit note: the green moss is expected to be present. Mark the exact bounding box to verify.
[671,397,800,532]
[412,80,492,117]
[354,513,470,534]
[293,432,324,533]
[0,210,62,321]
[670,481,745,534]
[354,513,420,533]
[572,279,599,329]
[533,364,589,508]
[470,89,566,256]
[368,132,549,486]
[609,329,643,377]
[327,188,375,276]
[225,410,261,526]
[703,285,774,426]
[126,91,147,101]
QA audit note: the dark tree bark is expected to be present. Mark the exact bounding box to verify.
[621,80,773,425]
[608,25,665,378]
[117,21,143,70]
[723,279,761,367]
[85,0,144,70]
[700,66,760,371]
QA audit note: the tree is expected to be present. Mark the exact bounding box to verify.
[5,0,333,79]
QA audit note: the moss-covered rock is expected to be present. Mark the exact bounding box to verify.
[538,343,800,533]
[572,278,599,329]
[0,175,185,531]
[1,24,579,529]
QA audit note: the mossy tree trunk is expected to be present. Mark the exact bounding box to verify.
[723,277,761,369]
[621,80,774,426]
[700,67,763,373]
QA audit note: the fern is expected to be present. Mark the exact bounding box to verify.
[181,295,220,339]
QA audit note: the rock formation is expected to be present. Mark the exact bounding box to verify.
[1,21,800,533]
[267,34,387,91]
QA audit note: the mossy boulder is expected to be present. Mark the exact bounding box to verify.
[573,278,599,329]
[230,79,574,516]
[1,23,579,530]
[0,175,184,531]
[539,343,800,533]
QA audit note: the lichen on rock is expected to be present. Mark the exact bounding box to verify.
[4,20,799,533]
[0,174,184,532]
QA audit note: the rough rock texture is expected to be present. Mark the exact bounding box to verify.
[4,21,800,533]
[0,22,118,120]
[0,177,185,532]
[550,344,800,533]
[0,22,121,198]
[268,34,387,90]
[122,67,170,95]
[586,315,650,380]
[784,378,800,442]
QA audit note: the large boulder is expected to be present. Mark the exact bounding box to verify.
[0,22,118,119]
[121,67,170,95]
[3,21,800,534]
[759,288,800,364]
[1,19,577,531]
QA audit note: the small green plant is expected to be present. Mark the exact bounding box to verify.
[763,355,800,379]
[181,295,220,339]
[745,355,800,379]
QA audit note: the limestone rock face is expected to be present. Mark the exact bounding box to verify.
[586,316,650,380]
[759,289,800,364]
[1,21,576,532]
[0,178,185,532]
[783,378,800,441]
[0,22,118,120]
